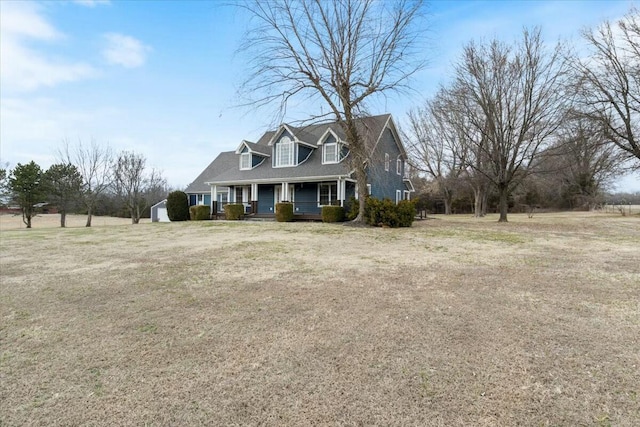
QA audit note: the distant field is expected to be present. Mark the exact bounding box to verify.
[1,212,639,426]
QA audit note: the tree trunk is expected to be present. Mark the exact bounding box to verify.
[473,188,482,218]
[60,211,66,228]
[498,183,509,222]
[353,163,367,224]
[444,195,452,215]
[24,212,32,228]
[481,189,488,217]
[85,206,93,227]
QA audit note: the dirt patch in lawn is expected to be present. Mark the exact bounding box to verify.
[1,212,639,426]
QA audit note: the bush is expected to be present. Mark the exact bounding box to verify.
[366,197,415,228]
[322,205,345,223]
[346,196,360,221]
[275,202,294,222]
[166,191,189,221]
[189,205,210,220]
[396,199,416,227]
[224,203,245,220]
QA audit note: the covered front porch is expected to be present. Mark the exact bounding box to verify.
[208,178,356,220]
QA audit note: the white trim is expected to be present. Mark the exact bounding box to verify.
[317,127,343,146]
[396,190,402,204]
[240,152,252,170]
[317,181,338,207]
[385,153,390,172]
[396,158,402,175]
[206,174,351,186]
[323,141,339,164]
[274,136,296,167]
[403,190,411,200]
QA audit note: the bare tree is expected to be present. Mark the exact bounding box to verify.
[452,28,569,222]
[406,90,468,215]
[538,117,624,209]
[572,7,640,166]
[237,0,428,222]
[58,139,113,227]
[113,151,166,224]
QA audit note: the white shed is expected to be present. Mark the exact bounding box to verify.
[151,199,170,222]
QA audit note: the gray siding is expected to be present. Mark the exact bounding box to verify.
[367,128,405,201]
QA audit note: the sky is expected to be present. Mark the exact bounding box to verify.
[1,0,638,192]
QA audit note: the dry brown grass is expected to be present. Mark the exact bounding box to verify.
[1,212,639,426]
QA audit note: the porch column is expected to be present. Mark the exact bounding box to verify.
[211,185,218,218]
[281,182,288,202]
[338,178,346,207]
[251,183,258,214]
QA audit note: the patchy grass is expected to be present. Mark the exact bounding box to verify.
[1,212,639,426]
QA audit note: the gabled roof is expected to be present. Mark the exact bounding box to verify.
[235,140,270,157]
[266,124,316,148]
[188,113,404,188]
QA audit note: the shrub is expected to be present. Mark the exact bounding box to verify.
[189,205,210,220]
[275,202,294,222]
[224,203,245,220]
[396,199,416,227]
[346,196,360,221]
[166,191,189,221]
[366,197,415,228]
[322,205,345,223]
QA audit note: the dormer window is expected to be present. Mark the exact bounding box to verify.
[275,136,295,167]
[323,142,338,164]
[240,152,251,170]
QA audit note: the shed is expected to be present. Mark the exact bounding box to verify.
[151,199,170,222]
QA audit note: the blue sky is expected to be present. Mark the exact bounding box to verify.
[1,0,638,192]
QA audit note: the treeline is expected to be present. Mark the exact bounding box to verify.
[403,7,639,220]
[0,140,168,228]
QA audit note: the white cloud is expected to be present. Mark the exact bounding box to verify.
[72,0,111,7]
[102,33,151,68]
[0,2,97,92]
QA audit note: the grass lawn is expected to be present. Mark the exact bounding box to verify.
[1,212,639,426]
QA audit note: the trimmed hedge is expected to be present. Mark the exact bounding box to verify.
[275,202,294,222]
[166,191,189,221]
[366,197,415,227]
[189,205,211,220]
[322,205,345,223]
[224,203,245,220]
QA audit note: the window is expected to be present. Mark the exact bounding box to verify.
[385,153,390,171]
[397,158,402,175]
[217,192,228,212]
[396,190,402,204]
[323,142,338,164]
[275,136,295,167]
[235,187,243,204]
[319,182,338,206]
[197,194,204,205]
[240,153,251,170]
[403,190,410,200]
[404,162,410,179]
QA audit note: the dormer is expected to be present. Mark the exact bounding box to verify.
[318,127,349,164]
[267,125,315,168]
[235,140,269,170]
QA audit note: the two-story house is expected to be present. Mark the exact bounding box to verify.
[185,114,414,219]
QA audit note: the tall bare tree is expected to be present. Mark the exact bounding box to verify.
[537,117,624,209]
[406,90,468,215]
[238,0,428,221]
[452,28,569,221]
[572,7,640,166]
[58,139,113,227]
[113,151,166,224]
